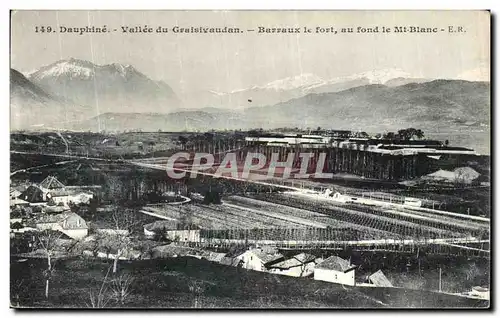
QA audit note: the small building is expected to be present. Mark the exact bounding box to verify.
[239,248,284,272]
[143,220,179,239]
[314,255,357,286]
[48,190,94,206]
[39,176,65,189]
[365,270,393,287]
[201,251,227,263]
[10,197,30,208]
[10,189,22,199]
[470,286,490,300]
[95,229,130,236]
[219,247,284,272]
[19,185,47,203]
[35,212,88,240]
[220,256,244,267]
[19,182,93,206]
[165,229,201,242]
[268,253,317,277]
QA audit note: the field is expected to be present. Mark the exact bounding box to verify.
[141,190,488,245]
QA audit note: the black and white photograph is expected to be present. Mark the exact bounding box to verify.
[9,10,491,309]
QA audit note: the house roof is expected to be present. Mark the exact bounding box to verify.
[36,212,88,230]
[368,270,393,287]
[45,205,71,213]
[47,189,79,197]
[222,247,284,266]
[10,198,29,206]
[315,255,355,272]
[219,256,242,267]
[10,189,22,198]
[203,252,226,263]
[20,185,45,203]
[40,176,65,189]
[269,253,315,270]
[247,248,285,265]
[36,213,71,224]
[225,246,248,258]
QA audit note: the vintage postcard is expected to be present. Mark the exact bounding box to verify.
[10,10,490,309]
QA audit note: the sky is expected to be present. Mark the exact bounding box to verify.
[11,10,490,96]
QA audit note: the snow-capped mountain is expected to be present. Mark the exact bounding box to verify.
[191,68,429,109]
[256,73,325,91]
[28,58,180,114]
[339,68,413,85]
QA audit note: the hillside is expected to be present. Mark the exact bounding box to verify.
[10,257,488,308]
[10,68,90,130]
[184,69,431,109]
[28,58,180,114]
[71,110,247,132]
[244,80,490,131]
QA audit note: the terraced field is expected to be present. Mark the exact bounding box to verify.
[141,190,488,243]
[248,192,489,239]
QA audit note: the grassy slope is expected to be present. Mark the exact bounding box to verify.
[11,257,488,309]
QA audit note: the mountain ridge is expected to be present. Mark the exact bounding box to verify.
[28,58,180,114]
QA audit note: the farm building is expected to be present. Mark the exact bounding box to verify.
[268,253,318,277]
[219,256,244,267]
[219,247,284,271]
[165,229,201,242]
[10,197,30,208]
[39,176,65,189]
[10,189,22,199]
[201,251,226,263]
[239,248,284,271]
[314,255,357,286]
[143,220,182,239]
[19,175,94,206]
[34,212,88,240]
[363,270,393,287]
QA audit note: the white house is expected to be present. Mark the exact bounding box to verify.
[358,270,393,287]
[268,253,318,277]
[314,255,357,286]
[220,247,284,271]
[19,176,94,206]
[238,248,284,272]
[35,212,89,240]
[165,229,201,242]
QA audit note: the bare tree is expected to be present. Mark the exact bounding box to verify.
[111,274,134,305]
[107,209,141,274]
[11,279,27,307]
[36,230,62,299]
[188,280,205,308]
[87,266,113,308]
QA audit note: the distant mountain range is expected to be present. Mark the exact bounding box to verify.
[68,79,489,134]
[27,58,180,114]
[183,69,431,109]
[10,59,490,144]
[72,110,246,132]
[243,80,490,131]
